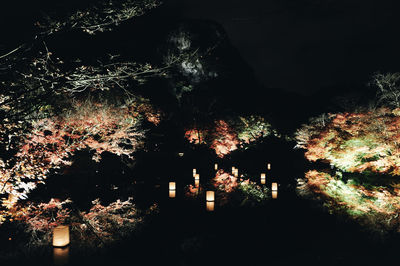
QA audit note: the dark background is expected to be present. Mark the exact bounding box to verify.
[2,0,400,96]
[167,0,400,95]
[1,0,400,133]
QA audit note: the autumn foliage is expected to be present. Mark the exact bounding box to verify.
[185,115,274,157]
[296,108,400,175]
[0,98,160,213]
[297,170,400,233]
[0,198,157,255]
[296,105,400,233]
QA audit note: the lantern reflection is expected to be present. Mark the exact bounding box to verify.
[206,201,215,211]
[272,191,278,199]
[53,246,70,266]
[52,225,70,247]
[195,179,200,187]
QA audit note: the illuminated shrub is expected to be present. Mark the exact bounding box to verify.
[185,115,275,157]
[210,120,240,158]
[237,180,270,206]
[0,98,160,210]
[0,198,157,254]
[297,170,400,233]
[296,108,400,175]
[296,105,400,233]
[184,170,270,207]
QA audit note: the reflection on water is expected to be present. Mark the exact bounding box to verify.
[206,201,215,211]
[272,191,278,199]
[53,246,69,266]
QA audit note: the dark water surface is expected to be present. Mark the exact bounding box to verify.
[6,151,399,266]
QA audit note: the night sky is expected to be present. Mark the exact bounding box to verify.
[166,0,400,95]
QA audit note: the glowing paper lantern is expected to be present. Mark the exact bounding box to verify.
[53,246,70,266]
[193,169,197,177]
[272,191,278,199]
[271,182,278,191]
[267,163,271,170]
[206,191,215,202]
[214,163,218,170]
[178,152,184,157]
[261,173,266,184]
[194,174,200,187]
[206,191,215,212]
[52,225,70,247]
[169,182,176,198]
[206,201,215,211]
[232,167,236,174]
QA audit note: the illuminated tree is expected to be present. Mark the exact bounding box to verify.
[38,0,161,35]
[0,0,170,222]
[370,72,400,108]
[185,115,275,157]
[295,73,400,234]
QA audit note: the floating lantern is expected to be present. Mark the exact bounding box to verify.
[52,225,70,247]
[169,182,176,198]
[261,173,266,184]
[206,191,215,202]
[232,167,236,174]
[206,201,215,211]
[53,246,70,266]
[193,169,196,177]
[267,163,271,170]
[214,163,218,170]
[206,191,215,211]
[178,152,184,157]
[271,182,278,191]
[194,174,200,187]
[272,191,278,199]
